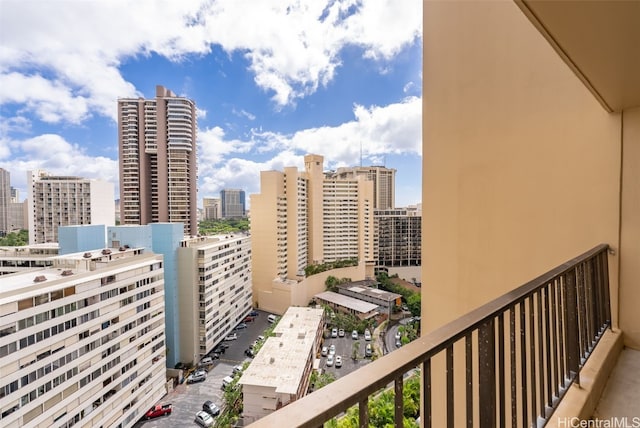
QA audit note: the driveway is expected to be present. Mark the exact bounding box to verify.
[134,310,273,428]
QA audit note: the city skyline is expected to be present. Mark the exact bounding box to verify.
[0,0,422,209]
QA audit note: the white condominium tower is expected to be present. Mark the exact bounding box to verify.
[118,85,197,236]
[27,170,115,245]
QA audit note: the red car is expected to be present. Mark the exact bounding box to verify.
[144,403,172,419]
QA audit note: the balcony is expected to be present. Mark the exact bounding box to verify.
[247,245,633,427]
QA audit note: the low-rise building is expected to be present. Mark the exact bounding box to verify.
[239,307,324,424]
[313,290,379,320]
[0,247,167,427]
[0,244,58,276]
[336,281,402,317]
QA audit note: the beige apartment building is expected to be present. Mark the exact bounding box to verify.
[250,154,373,314]
[240,307,324,424]
[0,247,167,428]
[118,85,197,236]
[27,170,115,245]
[333,165,396,210]
[177,234,253,364]
[0,244,58,276]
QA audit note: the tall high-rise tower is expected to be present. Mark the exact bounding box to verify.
[118,85,197,236]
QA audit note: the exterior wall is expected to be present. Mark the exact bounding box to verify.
[0,252,167,428]
[0,168,9,235]
[258,264,366,315]
[8,201,27,232]
[620,107,640,348]
[422,0,621,335]
[177,235,253,364]
[58,225,107,255]
[202,198,221,220]
[0,245,58,276]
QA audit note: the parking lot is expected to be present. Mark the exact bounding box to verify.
[319,329,373,379]
[134,310,272,428]
[134,311,373,426]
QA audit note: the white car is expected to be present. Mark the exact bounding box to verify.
[331,328,338,338]
[195,410,214,427]
[224,333,237,341]
[187,369,207,384]
[321,346,328,357]
[395,331,401,340]
[364,329,372,341]
[338,329,345,337]
[326,354,334,367]
[329,344,336,355]
[351,330,358,340]
[335,355,342,368]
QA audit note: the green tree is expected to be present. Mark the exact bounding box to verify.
[0,230,28,246]
[351,341,361,361]
[325,275,339,292]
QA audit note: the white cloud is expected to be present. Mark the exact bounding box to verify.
[0,134,119,197]
[0,0,422,121]
[196,96,421,199]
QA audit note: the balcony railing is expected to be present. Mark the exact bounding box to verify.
[248,244,611,428]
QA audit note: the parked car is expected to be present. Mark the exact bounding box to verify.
[224,333,238,341]
[396,340,402,348]
[351,330,358,340]
[365,343,373,357]
[213,344,227,354]
[221,375,234,390]
[245,348,255,357]
[234,323,248,330]
[395,331,401,340]
[335,355,342,368]
[249,310,259,317]
[243,316,255,323]
[187,369,207,384]
[321,346,328,357]
[326,354,334,367]
[194,410,214,427]
[338,329,345,337]
[144,403,172,419]
[257,335,265,341]
[331,328,338,338]
[329,344,336,355]
[364,329,372,341]
[267,314,277,323]
[232,365,243,375]
[202,401,220,417]
[200,357,214,366]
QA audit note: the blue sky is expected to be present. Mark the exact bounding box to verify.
[0,0,422,208]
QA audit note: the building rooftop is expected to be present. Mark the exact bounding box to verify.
[240,307,323,395]
[0,246,149,305]
[336,282,402,303]
[314,291,379,313]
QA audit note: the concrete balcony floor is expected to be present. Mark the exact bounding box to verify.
[593,347,640,420]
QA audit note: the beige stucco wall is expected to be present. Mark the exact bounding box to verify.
[257,264,367,315]
[422,0,621,333]
[177,247,199,365]
[620,107,640,349]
